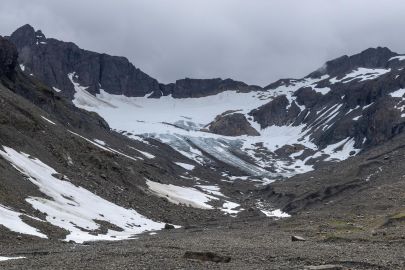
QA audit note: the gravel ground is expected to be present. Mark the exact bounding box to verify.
[1,214,404,270]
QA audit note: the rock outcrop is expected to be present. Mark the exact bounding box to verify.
[208,112,260,136]
[0,37,18,80]
[249,95,301,129]
[163,78,261,98]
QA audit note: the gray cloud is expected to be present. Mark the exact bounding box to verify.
[1,0,405,86]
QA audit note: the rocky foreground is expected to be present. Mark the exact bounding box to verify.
[1,132,405,269]
[0,213,403,269]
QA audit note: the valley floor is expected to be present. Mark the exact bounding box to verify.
[0,212,404,270]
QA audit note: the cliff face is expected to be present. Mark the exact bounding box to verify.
[0,37,18,80]
[162,78,262,98]
[8,24,162,99]
[8,25,262,100]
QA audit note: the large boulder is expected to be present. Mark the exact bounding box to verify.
[208,112,260,136]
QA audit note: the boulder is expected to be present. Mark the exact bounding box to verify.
[164,223,175,230]
[208,113,260,136]
[291,235,306,241]
[183,251,231,263]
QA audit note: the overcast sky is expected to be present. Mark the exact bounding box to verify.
[1,0,405,86]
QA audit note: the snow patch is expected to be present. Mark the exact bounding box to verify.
[0,204,47,238]
[261,209,291,218]
[52,87,62,93]
[390,88,405,98]
[146,180,215,209]
[175,162,195,171]
[330,68,390,84]
[93,139,106,146]
[323,138,359,161]
[0,147,164,243]
[68,73,115,109]
[312,87,331,95]
[0,256,26,262]
[353,116,361,121]
[69,131,140,161]
[40,116,56,125]
[389,55,405,62]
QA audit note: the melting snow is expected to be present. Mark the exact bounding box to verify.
[390,88,405,98]
[330,68,390,84]
[40,116,56,125]
[353,116,361,121]
[389,55,405,62]
[323,138,359,161]
[196,185,225,197]
[0,147,164,243]
[0,256,26,262]
[69,130,140,161]
[174,162,195,171]
[146,180,215,209]
[69,73,115,108]
[261,209,291,218]
[146,180,241,214]
[0,204,47,238]
[93,139,106,146]
[221,201,242,215]
[312,87,331,95]
[127,146,155,159]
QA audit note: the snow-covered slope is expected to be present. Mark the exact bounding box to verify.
[0,147,165,243]
[70,74,364,182]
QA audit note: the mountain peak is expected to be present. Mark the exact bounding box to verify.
[9,24,39,48]
[309,46,398,78]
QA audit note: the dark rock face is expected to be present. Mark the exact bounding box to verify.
[264,78,301,90]
[8,24,161,99]
[361,99,405,145]
[249,49,405,150]
[249,95,301,128]
[8,25,262,100]
[0,37,18,80]
[309,47,397,78]
[294,87,322,108]
[208,112,260,136]
[164,78,261,98]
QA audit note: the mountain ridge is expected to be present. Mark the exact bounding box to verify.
[8,24,262,99]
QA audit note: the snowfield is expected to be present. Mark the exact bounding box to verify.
[68,72,360,181]
[146,180,242,214]
[0,146,165,243]
[0,204,47,238]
